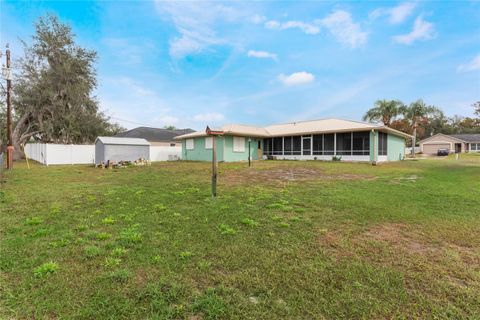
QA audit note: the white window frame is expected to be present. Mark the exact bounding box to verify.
[205,137,213,149]
[233,136,245,152]
[471,143,480,152]
[186,138,194,150]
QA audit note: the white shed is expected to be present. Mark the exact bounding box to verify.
[95,137,150,165]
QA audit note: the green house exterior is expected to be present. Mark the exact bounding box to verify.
[182,135,261,162]
[176,119,411,163]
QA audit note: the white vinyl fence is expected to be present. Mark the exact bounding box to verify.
[150,146,181,161]
[25,143,182,165]
[25,143,95,165]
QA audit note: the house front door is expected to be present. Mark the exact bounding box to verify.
[455,143,462,153]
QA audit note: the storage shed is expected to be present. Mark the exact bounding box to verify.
[95,137,150,165]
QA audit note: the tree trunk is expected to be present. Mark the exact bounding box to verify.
[12,131,25,160]
[11,113,31,160]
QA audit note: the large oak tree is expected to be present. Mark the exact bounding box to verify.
[10,14,123,159]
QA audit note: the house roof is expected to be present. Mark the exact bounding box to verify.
[450,134,480,143]
[174,118,413,140]
[96,136,150,146]
[419,133,480,144]
[115,126,195,142]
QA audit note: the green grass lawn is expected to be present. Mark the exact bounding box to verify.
[1,154,479,319]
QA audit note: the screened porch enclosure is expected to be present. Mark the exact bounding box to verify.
[263,131,374,160]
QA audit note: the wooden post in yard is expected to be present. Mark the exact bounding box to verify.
[206,126,224,198]
[212,135,217,197]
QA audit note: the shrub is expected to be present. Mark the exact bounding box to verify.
[25,217,43,226]
[102,216,115,224]
[111,247,128,257]
[34,262,59,278]
[84,246,102,259]
[96,232,112,241]
[120,225,142,244]
[218,224,236,235]
[104,257,121,268]
[240,218,259,227]
[179,251,193,259]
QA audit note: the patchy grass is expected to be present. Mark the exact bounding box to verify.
[0,154,479,319]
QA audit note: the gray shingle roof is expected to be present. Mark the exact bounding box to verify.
[115,127,195,142]
[450,134,480,143]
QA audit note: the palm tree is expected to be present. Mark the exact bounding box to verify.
[362,99,403,126]
[400,99,441,158]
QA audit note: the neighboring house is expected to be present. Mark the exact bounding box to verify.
[95,137,150,165]
[419,133,480,155]
[115,127,195,146]
[175,118,412,163]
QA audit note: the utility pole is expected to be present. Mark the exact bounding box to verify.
[5,44,13,169]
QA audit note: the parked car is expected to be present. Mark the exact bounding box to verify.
[437,148,449,156]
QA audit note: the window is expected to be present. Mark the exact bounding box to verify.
[233,136,245,152]
[205,137,213,149]
[302,136,311,155]
[352,131,370,155]
[273,137,283,155]
[170,143,176,147]
[313,135,323,155]
[284,136,292,155]
[292,136,301,155]
[471,143,480,152]
[186,139,194,150]
[263,138,272,155]
[324,134,334,155]
[336,132,352,155]
[378,132,387,156]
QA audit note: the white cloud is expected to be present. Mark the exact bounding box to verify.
[154,1,242,58]
[457,54,480,72]
[265,20,320,35]
[251,14,266,24]
[278,72,315,86]
[370,2,417,24]
[319,10,368,48]
[393,16,435,45]
[389,2,417,24]
[247,50,277,60]
[102,37,155,65]
[193,112,225,122]
[153,115,180,126]
[114,77,155,97]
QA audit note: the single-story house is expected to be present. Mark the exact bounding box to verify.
[115,127,195,146]
[419,133,480,155]
[95,137,150,165]
[174,118,412,163]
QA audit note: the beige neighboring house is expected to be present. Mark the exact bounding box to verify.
[419,133,480,155]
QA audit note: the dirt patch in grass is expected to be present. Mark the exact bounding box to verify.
[220,167,376,186]
[363,223,439,255]
[317,223,479,267]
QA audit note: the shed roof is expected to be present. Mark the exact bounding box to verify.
[174,118,412,140]
[96,136,150,146]
[115,126,195,141]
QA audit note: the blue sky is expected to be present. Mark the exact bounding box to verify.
[1,1,479,130]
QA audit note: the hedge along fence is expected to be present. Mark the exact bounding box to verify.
[25,143,182,165]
